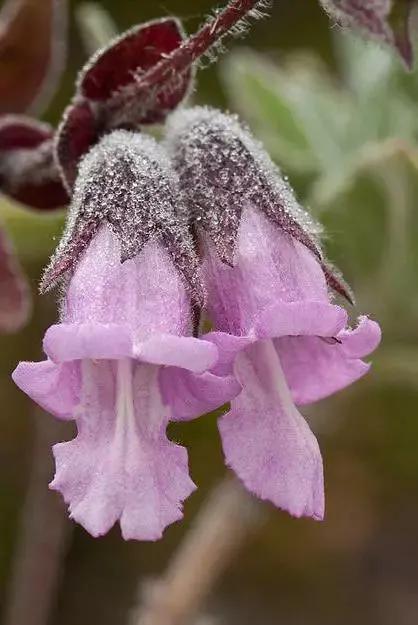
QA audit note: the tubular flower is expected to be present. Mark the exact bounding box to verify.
[166,107,381,521]
[13,130,239,540]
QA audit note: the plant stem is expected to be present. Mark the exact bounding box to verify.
[132,478,264,625]
[138,0,265,82]
[107,0,268,124]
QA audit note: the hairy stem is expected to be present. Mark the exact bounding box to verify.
[132,478,264,625]
[137,0,265,80]
[107,0,268,124]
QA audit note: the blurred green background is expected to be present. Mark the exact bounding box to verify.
[1,1,418,624]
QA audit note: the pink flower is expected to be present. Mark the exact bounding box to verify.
[166,107,381,521]
[13,130,238,539]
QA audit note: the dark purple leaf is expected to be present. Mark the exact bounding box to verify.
[0,115,69,209]
[83,16,194,127]
[7,178,69,210]
[103,20,194,127]
[0,0,67,115]
[0,115,52,149]
[55,18,193,189]
[79,18,187,102]
[55,100,98,190]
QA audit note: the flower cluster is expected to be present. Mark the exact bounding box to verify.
[10,6,381,540]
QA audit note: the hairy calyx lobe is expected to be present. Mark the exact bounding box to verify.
[165,106,351,302]
[42,130,203,306]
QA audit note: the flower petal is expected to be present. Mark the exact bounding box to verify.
[203,207,329,335]
[338,316,382,358]
[51,360,195,540]
[219,340,324,520]
[159,368,241,421]
[62,226,192,337]
[12,359,80,419]
[278,316,382,405]
[203,331,254,376]
[255,300,348,340]
[43,323,133,362]
[136,335,218,373]
[203,299,348,376]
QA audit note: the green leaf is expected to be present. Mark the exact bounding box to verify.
[335,32,417,148]
[0,198,65,262]
[76,2,119,58]
[335,31,396,98]
[222,49,349,175]
[222,50,314,172]
[315,139,418,334]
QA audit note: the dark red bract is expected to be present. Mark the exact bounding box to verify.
[0,0,67,115]
[9,180,68,211]
[0,117,52,149]
[0,115,69,210]
[79,19,187,102]
[56,100,98,190]
[55,18,193,191]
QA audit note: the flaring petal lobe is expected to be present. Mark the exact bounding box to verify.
[277,316,382,405]
[12,359,80,419]
[159,367,241,421]
[219,340,324,520]
[50,360,196,540]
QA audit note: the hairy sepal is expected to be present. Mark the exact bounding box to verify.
[42,131,203,307]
